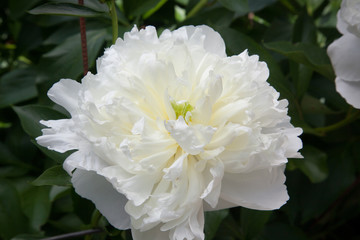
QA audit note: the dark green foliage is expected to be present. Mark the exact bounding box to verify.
[1,0,359,239]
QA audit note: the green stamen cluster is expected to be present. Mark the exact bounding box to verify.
[171,100,194,120]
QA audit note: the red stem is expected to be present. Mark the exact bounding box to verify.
[78,0,88,76]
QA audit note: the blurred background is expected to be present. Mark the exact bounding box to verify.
[1,0,360,239]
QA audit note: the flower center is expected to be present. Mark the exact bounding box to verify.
[171,100,194,121]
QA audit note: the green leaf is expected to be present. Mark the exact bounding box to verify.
[71,188,95,224]
[182,7,234,28]
[218,0,249,16]
[292,9,317,44]
[31,139,73,164]
[264,41,335,80]
[0,142,35,170]
[290,63,313,99]
[204,209,229,240]
[0,179,30,240]
[13,105,67,139]
[124,0,162,18]
[286,145,356,224]
[262,223,308,240]
[9,0,42,19]
[40,28,107,80]
[248,0,277,12]
[0,68,38,109]
[22,186,51,230]
[143,0,168,19]
[28,3,106,17]
[216,27,294,102]
[241,208,271,240]
[290,10,317,98]
[290,145,328,183]
[0,139,34,177]
[48,213,84,232]
[32,165,72,187]
[301,94,338,114]
[218,0,277,15]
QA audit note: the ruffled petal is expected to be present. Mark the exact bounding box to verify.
[219,165,289,210]
[161,25,226,58]
[168,204,205,240]
[36,119,80,153]
[164,117,216,155]
[71,169,131,229]
[47,78,81,116]
[63,149,108,174]
[184,25,226,57]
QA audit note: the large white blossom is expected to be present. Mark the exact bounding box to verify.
[327,0,360,109]
[36,25,302,240]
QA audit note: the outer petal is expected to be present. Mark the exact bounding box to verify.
[161,25,226,57]
[219,165,289,210]
[47,78,81,116]
[132,226,169,240]
[335,77,360,109]
[36,119,80,153]
[71,169,131,229]
[339,0,360,36]
[184,25,226,57]
[336,11,350,35]
[327,34,360,82]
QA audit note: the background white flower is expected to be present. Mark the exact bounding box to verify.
[327,0,360,109]
[36,25,302,240]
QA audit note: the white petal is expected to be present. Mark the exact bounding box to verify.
[132,225,169,240]
[163,25,226,57]
[335,77,360,109]
[336,11,350,35]
[164,117,216,155]
[131,117,145,135]
[203,198,238,211]
[71,169,131,229]
[163,153,189,181]
[63,150,108,175]
[184,25,226,57]
[339,0,360,36]
[168,204,205,240]
[36,119,80,153]
[100,165,159,206]
[219,165,289,210]
[327,34,360,82]
[47,78,81,115]
[124,25,159,44]
[200,161,224,208]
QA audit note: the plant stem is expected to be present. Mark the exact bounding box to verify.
[91,209,102,227]
[78,0,88,75]
[186,0,207,19]
[107,0,118,44]
[315,110,360,135]
[42,229,103,240]
[85,210,103,240]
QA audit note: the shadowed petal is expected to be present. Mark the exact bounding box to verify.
[335,77,360,108]
[72,169,131,229]
[219,165,289,210]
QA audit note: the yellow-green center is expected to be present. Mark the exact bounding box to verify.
[171,100,194,120]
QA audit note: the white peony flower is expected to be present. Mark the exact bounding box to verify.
[36,25,302,240]
[327,0,360,109]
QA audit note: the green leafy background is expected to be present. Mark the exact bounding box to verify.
[1,0,360,239]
